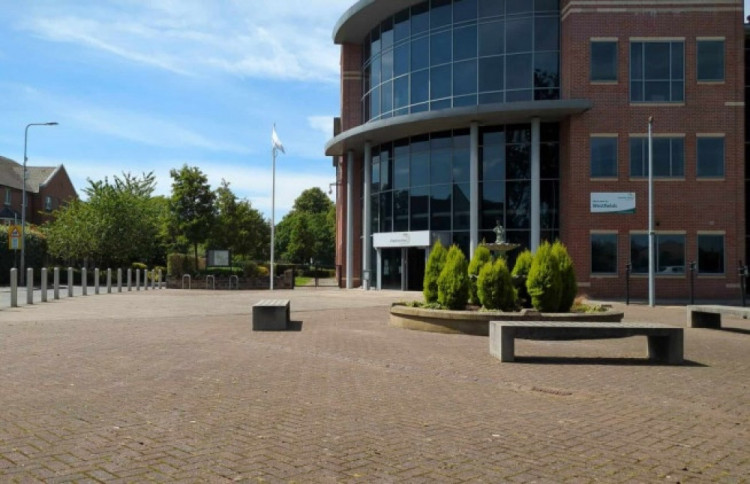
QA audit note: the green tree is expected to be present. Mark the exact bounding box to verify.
[552,241,578,312]
[274,187,334,265]
[526,242,562,312]
[477,258,517,311]
[169,165,216,266]
[437,245,470,310]
[467,245,492,305]
[423,240,447,303]
[207,180,270,260]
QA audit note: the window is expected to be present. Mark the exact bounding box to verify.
[697,40,724,82]
[590,41,617,81]
[697,136,724,178]
[698,234,724,274]
[591,233,617,274]
[630,137,684,178]
[590,137,618,177]
[630,233,686,274]
[4,188,11,205]
[44,196,53,211]
[630,41,684,103]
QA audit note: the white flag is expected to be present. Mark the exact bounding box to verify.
[272,125,285,154]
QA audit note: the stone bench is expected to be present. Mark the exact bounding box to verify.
[489,321,684,364]
[252,299,290,331]
[686,305,750,329]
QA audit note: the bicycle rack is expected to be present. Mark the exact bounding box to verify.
[229,275,239,290]
[182,274,191,290]
[206,275,216,290]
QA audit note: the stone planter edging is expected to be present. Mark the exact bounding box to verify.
[389,304,625,336]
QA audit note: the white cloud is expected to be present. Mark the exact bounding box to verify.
[307,116,334,140]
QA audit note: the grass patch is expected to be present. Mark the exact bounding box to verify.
[295,276,312,286]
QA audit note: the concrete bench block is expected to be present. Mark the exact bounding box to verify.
[253,299,290,331]
[686,305,750,329]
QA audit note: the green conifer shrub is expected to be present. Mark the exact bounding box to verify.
[552,240,578,312]
[526,241,562,312]
[423,241,447,303]
[467,245,492,304]
[437,245,469,310]
[511,249,533,277]
[477,258,517,311]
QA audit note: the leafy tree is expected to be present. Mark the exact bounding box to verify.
[526,242,562,312]
[274,187,334,265]
[423,240,447,303]
[512,250,533,277]
[437,245,469,310]
[552,241,578,312]
[169,165,216,266]
[467,245,492,305]
[293,187,333,214]
[207,180,270,261]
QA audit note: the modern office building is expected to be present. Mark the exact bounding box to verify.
[325,0,745,300]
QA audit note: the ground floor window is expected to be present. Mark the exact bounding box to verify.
[630,233,686,274]
[591,233,617,274]
[698,234,725,274]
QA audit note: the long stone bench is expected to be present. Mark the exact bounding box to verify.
[686,305,750,329]
[489,321,684,364]
[252,299,290,331]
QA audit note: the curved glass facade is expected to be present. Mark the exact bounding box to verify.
[362,0,561,122]
[369,123,560,256]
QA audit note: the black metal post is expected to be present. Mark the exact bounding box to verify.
[625,262,631,306]
[739,261,747,307]
[689,261,696,305]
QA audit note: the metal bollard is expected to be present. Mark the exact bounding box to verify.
[41,268,48,303]
[689,261,696,304]
[135,269,140,291]
[144,269,149,291]
[625,263,631,306]
[54,267,60,300]
[95,268,100,295]
[151,270,156,290]
[68,267,74,297]
[127,268,132,291]
[117,268,122,292]
[158,270,163,289]
[10,268,18,307]
[739,261,748,307]
[27,268,34,305]
[107,268,112,294]
[82,268,88,296]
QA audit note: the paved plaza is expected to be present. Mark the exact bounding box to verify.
[0,288,748,482]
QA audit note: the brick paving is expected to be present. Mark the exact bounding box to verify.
[0,288,748,483]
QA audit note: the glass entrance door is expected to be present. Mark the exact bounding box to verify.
[407,248,426,291]
[381,248,403,290]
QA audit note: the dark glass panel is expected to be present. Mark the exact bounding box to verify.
[453,59,478,95]
[534,16,559,52]
[652,138,670,177]
[371,55,381,87]
[454,25,477,61]
[394,189,409,231]
[505,18,532,54]
[540,142,559,179]
[657,234,685,273]
[671,138,684,177]
[630,234,648,273]
[371,154,380,193]
[506,181,530,229]
[431,150,452,184]
[393,140,410,189]
[506,143,530,179]
[370,194,379,234]
[453,183,471,230]
[507,124,531,144]
[591,234,618,274]
[671,42,684,78]
[671,81,684,102]
[454,129,470,148]
[452,233,470,258]
[534,87,559,100]
[534,51,559,90]
[411,151,430,186]
[479,92,504,104]
[412,36,429,71]
[506,89,532,102]
[506,0,532,14]
[629,138,645,177]
[411,69,429,104]
[478,0,504,18]
[478,21,504,56]
[380,145,392,190]
[481,146,505,181]
[411,134,430,153]
[697,137,725,177]
[394,75,409,109]
[370,86,380,118]
[412,102,429,113]
[410,185,430,230]
[431,0,453,29]
[454,0,478,23]
[481,180,505,230]
[541,122,559,142]
[481,126,505,145]
[630,80,643,103]
[590,137,617,178]
[381,49,393,81]
[644,43,670,79]
[431,31,452,65]
[506,53,532,90]
[478,55,504,92]
[698,235,724,274]
[430,65,452,99]
[381,18,393,51]
[381,80,393,114]
[431,131,452,150]
[453,147,470,183]
[380,191,393,232]
[394,9,411,42]
[540,180,559,230]
[453,94,477,107]
[535,0,559,12]
[371,26,381,56]
[644,80,670,102]
[394,43,409,76]
[697,40,724,81]
[430,184,452,231]
[630,43,643,79]
[590,41,617,81]
[411,2,430,34]
[431,99,452,110]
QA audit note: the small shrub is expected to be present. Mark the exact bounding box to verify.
[437,245,469,310]
[131,262,147,271]
[526,242,562,312]
[257,265,270,277]
[511,250,533,277]
[423,241,447,303]
[552,241,577,312]
[467,245,492,305]
[477,258,517,311]
[243,261,260,277]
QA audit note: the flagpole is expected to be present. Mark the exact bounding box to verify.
[271,144,276,291]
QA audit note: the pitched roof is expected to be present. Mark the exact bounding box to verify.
[0,155,61,193]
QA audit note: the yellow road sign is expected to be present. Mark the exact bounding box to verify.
[8,224,21,250]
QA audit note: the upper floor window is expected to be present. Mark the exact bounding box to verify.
[630,136,684,178]
[590,40,617,82]
[4,188,11,206]
[697,39,724,82]
[590,136,617,177]
[44,196,53,211]
[630,41,684,103]
[696,136,725,178]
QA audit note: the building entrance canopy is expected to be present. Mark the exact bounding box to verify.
[373,231,431,249]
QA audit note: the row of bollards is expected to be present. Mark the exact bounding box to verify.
[7,267,164,308]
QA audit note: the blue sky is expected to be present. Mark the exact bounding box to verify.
[1,1,749,220]
[0,0,352,220]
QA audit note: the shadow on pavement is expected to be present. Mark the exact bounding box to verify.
[511,356,708,367]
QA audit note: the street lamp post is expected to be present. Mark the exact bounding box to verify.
[21,122,58,285]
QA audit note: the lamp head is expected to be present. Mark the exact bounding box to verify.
[47,122,59,126]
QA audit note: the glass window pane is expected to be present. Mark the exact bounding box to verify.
[481,180,505,230]
[371,27,381,56]
[506,0,532,15]
[380,191,393,232]
[652,138,670,177]
[411,69,429,104]
[671,41,684,79]
[482,143,505,181]
[479,56,504,92]
[535,17,558,52]
[394,76,409,109]
[540,180,559,230]
[431,0,453,28]
[453,183,471,230]
[671,138,684,177]
[506,142,530,179]
[478,0,504,18]
[540,141,559,179]
[411,2,430,34]
[454,25,477,61]
[535,0,559,12]
[644,43,670,79]
[506,18,532,54]
[534,51,559,89]
[410,151,430,186]
[453,147,470,183]
[698,40,724,81]
[371,55,381,87]
[630,234,649,273]
[410,185,430,230]
[394,9,411,42]
[371,155,380,192]
[380,145,392,190]
[454,0,478,23]
[412,36,429,71]
[590,137,617,177]
[381,18,393,51]
[393,142,409,189]
[644,80,670,102]
[591,234,618,274]
[431,31,452,65]
[478,21,503,56]
[431,149,452,184]
[697,137,725,177]
[370,86,380,118]
[394,43,409,76]
[394,189,409,231]
[506,181,530,229]
[381,80,392,114]
[629,138,645,177]
[453,59,477,95]
[431,184,452,231]
[591,41,617,81]
[506,53,532,91]
[698,234,724,274]
[431,65,452,99]
[658,234,685,273]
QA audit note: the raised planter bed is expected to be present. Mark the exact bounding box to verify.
[389,304,624,336]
